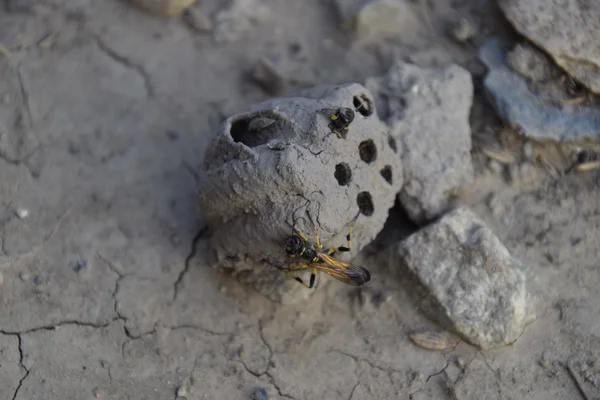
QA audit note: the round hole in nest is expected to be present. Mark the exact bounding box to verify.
[357,191,374,216]
[353,94,374,117]
[380,165,392,185]
[359,140,377,164]
[334,163,352,186]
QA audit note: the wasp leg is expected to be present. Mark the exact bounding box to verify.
[327,226,353,257]
[285,267,318,289]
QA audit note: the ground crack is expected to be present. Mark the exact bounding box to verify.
[94,36,154,97]
[97,252,129,324]
[329,349,402,375]
[348,381,359,400]
[479,351,503,398]
[172,226,208,301]
[257,319,296,399]
[10,334,29,400]
[167,324,231,337]
[0,320,115,335]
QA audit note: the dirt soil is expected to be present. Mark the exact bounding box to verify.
[1,1,600,399]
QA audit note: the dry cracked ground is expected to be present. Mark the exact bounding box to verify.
[1,0,600,399]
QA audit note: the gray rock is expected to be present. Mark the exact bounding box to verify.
[480,38,600,141]
[183,6,213,33]
[213,0,271,43]
[366,61,474,224]
[499,0,600,93]
[198,83,403,303]
[448,17,478,43]
[251,55,286,95]
[506,43,557,83]
[392,207,530,349]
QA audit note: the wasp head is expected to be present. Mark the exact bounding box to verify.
[341,108,355,124]
[284,235,304,256]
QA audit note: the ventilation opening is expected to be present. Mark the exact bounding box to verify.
[357,191,374,216]
[334,163,352,186]
[359,140,377,163]
[388,135,397,153]
[353,94,373,117]
[380,165,392,184]
[229,115,279,147]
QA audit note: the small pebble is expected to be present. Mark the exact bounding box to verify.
[251,387,269,400]
[487,159,503,174]
[72,260,88,272]
[166,130,179,141]
[449,17,477,43]
[177,377,193,399]
[15,207,29,219]
[33,274,44,285]
[19,272,30,281]
[183,7,213,33]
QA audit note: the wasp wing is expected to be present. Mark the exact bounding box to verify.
[313,253,371,286]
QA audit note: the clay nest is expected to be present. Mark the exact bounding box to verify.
[197,83,403,303]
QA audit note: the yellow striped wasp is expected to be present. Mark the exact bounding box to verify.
[318,107,355,139]
[281,202,371,288]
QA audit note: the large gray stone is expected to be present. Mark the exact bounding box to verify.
[499,0,600,93]
[366,62,474,224]
[480,38,600,141]
[392,207,530,349]
[197,84,403,303]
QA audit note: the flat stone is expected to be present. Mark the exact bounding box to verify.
[392,207,530,349]
[480,38,600,141]
[499,0,600,93]
[367,61,474,224]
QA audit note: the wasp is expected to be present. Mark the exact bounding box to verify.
[318,107,356,139]
[282,207,371,288]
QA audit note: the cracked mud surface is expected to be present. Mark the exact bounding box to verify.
[1,1,600,399]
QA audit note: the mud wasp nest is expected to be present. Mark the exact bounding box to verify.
[197,84,403,303]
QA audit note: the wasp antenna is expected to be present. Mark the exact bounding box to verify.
[291,216,308,235]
